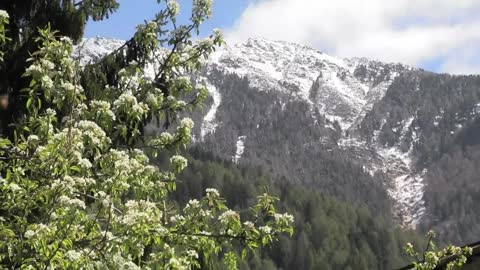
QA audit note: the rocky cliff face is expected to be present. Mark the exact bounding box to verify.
[76,37,480,235]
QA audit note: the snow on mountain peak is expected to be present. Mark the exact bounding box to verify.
[210,37,411,130]
[74,37,125,66]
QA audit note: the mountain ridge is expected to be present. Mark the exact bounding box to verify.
[75,37,480,236]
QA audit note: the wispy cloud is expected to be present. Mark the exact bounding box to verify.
[225,0,480,74]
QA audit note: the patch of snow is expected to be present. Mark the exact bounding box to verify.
[376,138,426,229]
[200,81,222,140]
[74,37,125,66]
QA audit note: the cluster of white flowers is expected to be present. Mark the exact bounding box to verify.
[205,188,219,197]
[167,0,180,16]
[259,225,272,234]
[180,118,194,130]
[243,221,255,229]
[78,158,92,170]
[170,155,188,172]
[41,75,54,89]
[114,92,136,109]
[76,120,110,147]
[114,92,149,116]
[218,210,239,224]
[27,135,40,143]
[199,209,212,218]
[122,200,159,226]
[186,199,200,208]
[186,250,199,259]
[40,59,55,70]
[132,102,149,115]
[45,108,56,117]
[58,195,86,209]
[25,64,43,76]
[8,183,23,192]
[198,38,214,48]
[131,148,149,164]
[107,149,136,177]
[51,176,95,193]
[0,10,9,19]
[158,132,173,145]
[100,230,115,241]
[25,223,53,239]
[145,92,160,108]
[59,36,72,45]
[93,191,112,208]
[24,230,36,239]
[169,214,185,223]
[90,100,111,112]
[65,250,83,261]
[107,252,141,270]
[61,81,77,93]
[168,26,188,40]
[167,257,191,270]
[192,0,213,19]
[274,213,295,223]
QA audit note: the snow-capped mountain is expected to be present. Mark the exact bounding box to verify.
[209,38,412,130]
[75,37,480,234]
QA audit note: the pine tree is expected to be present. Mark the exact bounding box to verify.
[0,0,118,136]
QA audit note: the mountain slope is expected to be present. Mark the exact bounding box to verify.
[76,37,480,240]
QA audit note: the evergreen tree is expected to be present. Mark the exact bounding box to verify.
[0,0,119,135]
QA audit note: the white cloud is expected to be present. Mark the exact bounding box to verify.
[225,0,480,74]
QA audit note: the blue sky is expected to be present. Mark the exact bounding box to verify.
[85,0,249,40]
[86,0,480,74]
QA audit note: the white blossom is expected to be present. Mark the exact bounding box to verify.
[58,195,86,209]
[180,118,194,129]
[78,158,92,170]
[274,213,294,223]
[187,199,200,208]
[27,135,39,142]
[60,36,73,45]
[187,250,199,259]
[9,183,22,192]
[243,221,255,229]
[160,132,173,142]
[259,225,272,234]
[24,230,35,238]
[170,155,188,172]
[198,38,214,48]
[40,59,55,70]
[205,188,219,197]
[167,0,180,16]
[218,210,238,224]
[25,64,42,75]
[0,10,9,19]
[65,250,82,261]
[41,75,54,89]
[45,108,56,117]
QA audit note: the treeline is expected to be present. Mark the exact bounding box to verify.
[155,148,424,270]
[420,122,480,245]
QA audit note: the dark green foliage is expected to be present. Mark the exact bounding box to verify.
[0,0,118,136]
[166,149,424,270]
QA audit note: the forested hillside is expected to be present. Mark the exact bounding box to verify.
[356,71,480,244]
[164,149,424,270]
